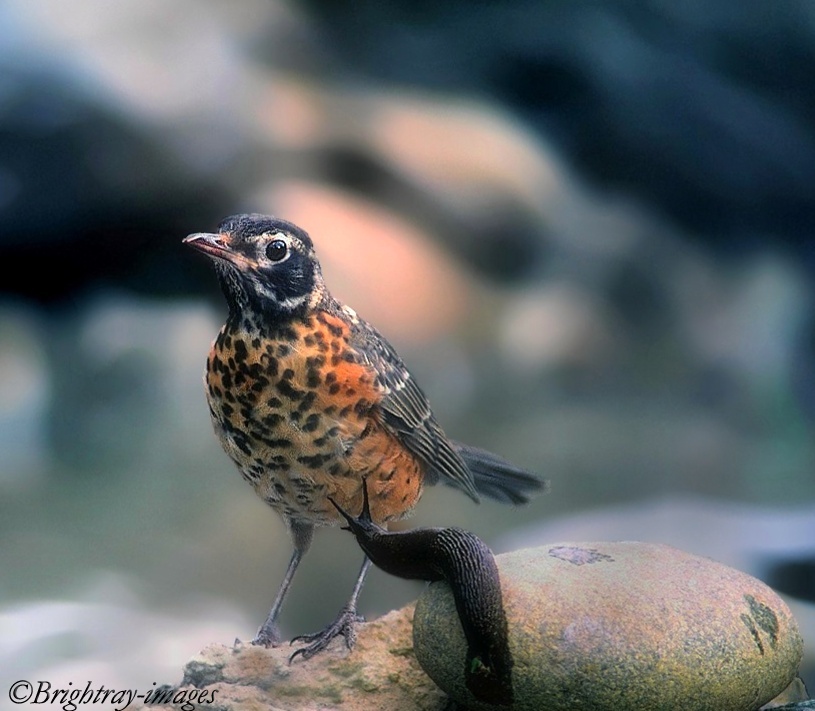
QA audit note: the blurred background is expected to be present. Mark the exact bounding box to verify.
[1,0,814,695]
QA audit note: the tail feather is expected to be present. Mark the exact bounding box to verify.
[452,442,548,505]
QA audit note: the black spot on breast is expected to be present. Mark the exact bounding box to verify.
[297,453,333,468]
[329,383,341,395]
[298,391,317,412]
[246,362,263,377]
[237,390,257,407]
[261,353,279,377]
[277,380,304,400]
[262,437,293,448]
[233,339,248,362]
[263,413,284,427]
[267,397,283,409]
[305,355,325,388]
[232,431,252,456]
[312,426,339,447]
[302,413,321,432]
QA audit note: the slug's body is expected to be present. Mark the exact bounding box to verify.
[330,480,514,705]
[185,213,544,659]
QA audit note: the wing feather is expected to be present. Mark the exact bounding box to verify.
[347,316,480,502]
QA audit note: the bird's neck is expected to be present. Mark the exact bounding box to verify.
[224,305,294,341]
[223,291,340,340]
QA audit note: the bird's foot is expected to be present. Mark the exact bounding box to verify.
[288,606,364,662]
[251,623,283,648]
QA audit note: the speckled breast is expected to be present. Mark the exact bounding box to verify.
[204,311,424,526]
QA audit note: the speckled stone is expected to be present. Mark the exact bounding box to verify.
[413,541,803,711]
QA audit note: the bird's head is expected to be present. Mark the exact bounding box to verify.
[184,213,325,323]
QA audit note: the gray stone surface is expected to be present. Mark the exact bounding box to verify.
[414,541,804,710]
[132,606,446,711]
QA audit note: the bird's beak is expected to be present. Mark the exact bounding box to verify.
[183,231,246,267]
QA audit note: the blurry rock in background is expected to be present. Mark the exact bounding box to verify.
[299,0,815,260]
[0,0,813,692]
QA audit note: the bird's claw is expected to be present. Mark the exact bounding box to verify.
[288,606,365,662]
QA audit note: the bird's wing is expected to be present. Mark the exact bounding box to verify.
[347,316,480,502]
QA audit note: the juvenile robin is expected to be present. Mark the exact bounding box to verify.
[184,213,545,661]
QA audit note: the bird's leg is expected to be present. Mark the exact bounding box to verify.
[252,520,314,647]
[289,555,373,662]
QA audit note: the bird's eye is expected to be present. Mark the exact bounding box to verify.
[265,239,288,262]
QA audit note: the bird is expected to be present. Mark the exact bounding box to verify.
[184,213,545,661]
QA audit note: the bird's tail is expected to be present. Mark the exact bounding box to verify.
[452,442,548,505]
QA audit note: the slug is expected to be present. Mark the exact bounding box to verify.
[330,479,514,705]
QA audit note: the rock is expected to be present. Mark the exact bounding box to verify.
[413,541,804,711]
[303,1,815,251]
[135,606,446,711]
[764,676,812,707]
[499,496,815,688]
